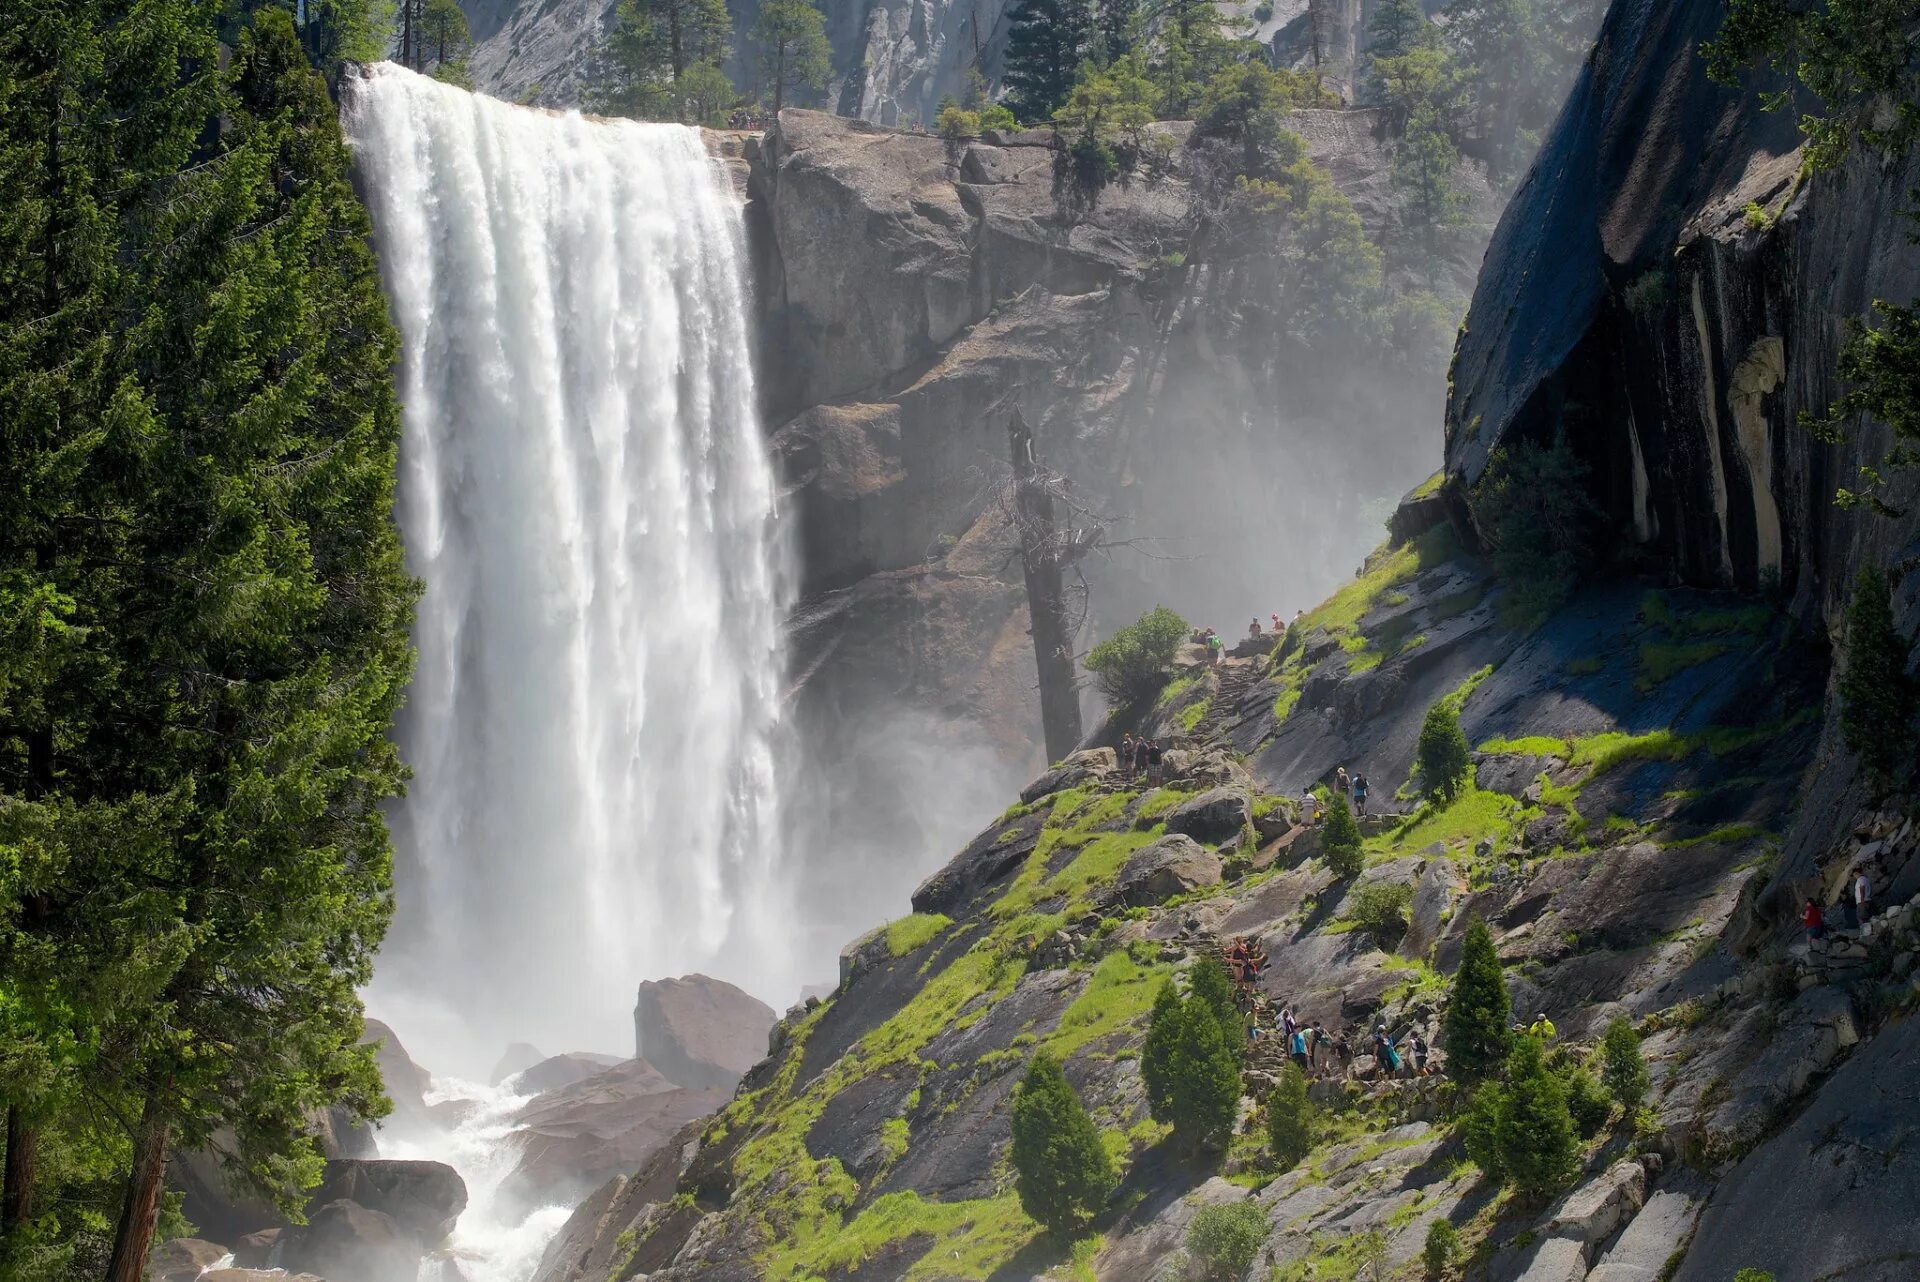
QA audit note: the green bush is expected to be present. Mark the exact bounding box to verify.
[1266,1062,1315,1169]
[1010,1053,1116,1234]
[1321,795,1364,878]
[1423,1218,1459,1280]
[1838,566,1916,785]
[1347,880,1413,948]
[1732,1271,1776,1282]
[1560,1062,1612,1137]
[1598,1016,1649,1108]
[1468,435,1601,621]
[936,103,982,138]
[1186,1199,1268,1282]
[1084,605,1189,708]
[1442,915,1511,1084]
[1416,697,1472,799]
[1252,0,1273,18]
[980,103,1018,131]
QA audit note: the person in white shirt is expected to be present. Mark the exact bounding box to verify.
[1855,870,1873,927]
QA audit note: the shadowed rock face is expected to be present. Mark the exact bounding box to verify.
[632,974,777,1089]
[1443,0,1920,607]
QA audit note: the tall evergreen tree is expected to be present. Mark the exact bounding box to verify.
[1010,1054,1115,1234]
[1367,0,1432,59]
[753,0,830,113]
[1266,1062,1315,1169]
[1597,1016,1648,1109]
[1320,794,1364,878]
[1443,914,1511,1083]
[1143,968,1242,1156]
[1391,105,1470,277]
[1838,566,1916,785]
[593,0,735,119]
[1003,0,1091,120]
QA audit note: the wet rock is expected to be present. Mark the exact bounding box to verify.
[1163,787,1253,846]
[281,1199,420,1282]
[633,974,776,1089]
[1110,835,1223,908]
[201,1272,324,1282]
[315,1159,468,1241]
[490,1042,546,1086]
[150,1238,230,1282]
[233,1228,280,1269]
[508,1052,626,1096]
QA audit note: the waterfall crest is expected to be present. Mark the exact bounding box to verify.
[343,64,792,1070]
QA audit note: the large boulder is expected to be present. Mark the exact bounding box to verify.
[1110,835,1224,908]
[315,1159,467,1242]
[507,1052,625,1096]
[281,1199,420,1282]
[150,1237,230,1282]
[489,1042,545,1086]
[632,974,776,1090]
[1163,787,1253,846]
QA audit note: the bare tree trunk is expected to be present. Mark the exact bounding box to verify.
[103,1100,169,1282]
[2,1107,37,1237]
[1009,410,1084,762]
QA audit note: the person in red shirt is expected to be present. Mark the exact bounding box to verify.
[1803,897,1826,942]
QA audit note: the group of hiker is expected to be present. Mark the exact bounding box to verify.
[1332,766,1372,816]
[1220,939,1438,1081]
[1192,625,1227,665]
[1802,867,1877,943]
[1118,733,1168,784]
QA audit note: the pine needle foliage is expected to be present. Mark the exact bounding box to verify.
[1010,1053,1115,1235]
[1838,566,1916,785]
[1443,915,1511,1084]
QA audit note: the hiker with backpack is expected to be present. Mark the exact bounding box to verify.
[1352,773,1369,816]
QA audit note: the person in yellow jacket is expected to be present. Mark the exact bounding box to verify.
[1527,1013,1557,1040]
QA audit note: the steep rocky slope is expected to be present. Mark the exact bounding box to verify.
[524,0,1920,1276]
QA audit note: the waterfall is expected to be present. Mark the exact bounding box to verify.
[341,64,793,1074]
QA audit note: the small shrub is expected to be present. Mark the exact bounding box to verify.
[1252,0,1274,19]
[1598,1016,1649,1108]
[1011,1053,1116,1234]
[980,102,1018,131]
[1348,880,1413,948]
[1267,1062,1315,1169]
[1423,1219,1459,1280]
[1732,1271,1776,1282]
[1321,796,1364,878]
[936,103,982,138]
[1186,1199,1268,1282]
[1084,605,1189,707]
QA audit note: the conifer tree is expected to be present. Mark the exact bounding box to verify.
[1443,915,1510,1083]
[753,0,830,113]
[1003,0,1092,120]
[1367,0,1432,59]
[1838,566,1915,786]
[1597,1016,1648,1109]
[1415,695,1472,800]
[1187,956,1239,1038]
[1142,978,1184,1120]
[1266,1062,1315,1169]
[1491,1036,1578,1199]
[1321,795,1364,878]
[1143,971,1242,1156]
[1010,1053,1115,1234]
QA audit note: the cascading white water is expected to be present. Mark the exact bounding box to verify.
[341,64,794,1075]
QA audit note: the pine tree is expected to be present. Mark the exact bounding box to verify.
[1415,695,1472,800]
[1003,0,1092,121]
[1321,795,1364,878]
[1143,972,1242,1156]
[753,0,830,113]
[1188,956,1238,1037]
[1838,566,1916,785]
[1266,1062,1315,1169]
[1367,0,1432,59]
[1493,1036,1578,1199]
[1597,1016,1648,1109]
[1142,978,1183,1119]
[1443,915,1511,1083]
[1010,1054,1116,1234]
